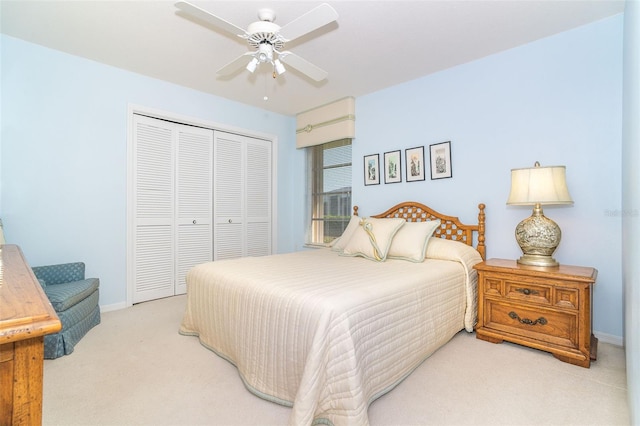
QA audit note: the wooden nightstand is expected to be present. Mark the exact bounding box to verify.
[474,258,597,368]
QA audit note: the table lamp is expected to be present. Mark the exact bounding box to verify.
[507,161,573,267]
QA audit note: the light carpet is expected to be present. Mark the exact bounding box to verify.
[43,294,629,426]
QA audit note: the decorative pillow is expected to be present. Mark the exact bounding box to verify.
[387,220,441,262]
[331,215,362,252]
[425,236,483,265]
[342,217,406,261]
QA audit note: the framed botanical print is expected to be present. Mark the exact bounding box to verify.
[364,153,380,186]
[405,146,425,182]
[383,150,402,184]
[429,141,452,180]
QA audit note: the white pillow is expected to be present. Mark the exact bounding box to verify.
[425,236,483,265]
[331,215,362,252]
[387,220,441,262]
[342,217,406,261]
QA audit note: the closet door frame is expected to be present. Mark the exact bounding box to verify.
[126,104,278,307]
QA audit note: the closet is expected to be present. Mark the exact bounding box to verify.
[130,114,272,304]
[213,131,272,260]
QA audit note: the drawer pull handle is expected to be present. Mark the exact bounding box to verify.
[515,288,539,296]
[509,311,547,326]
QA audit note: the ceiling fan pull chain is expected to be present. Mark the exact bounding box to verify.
[263,73,269,102]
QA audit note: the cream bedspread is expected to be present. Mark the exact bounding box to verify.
[180,237,482,426]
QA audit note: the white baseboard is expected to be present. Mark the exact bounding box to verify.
[594,330,624,347]
[100,302,129,313]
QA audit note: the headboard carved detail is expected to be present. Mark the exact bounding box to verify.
[353,201,486,260]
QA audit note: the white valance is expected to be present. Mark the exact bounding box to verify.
[296,97,355,148]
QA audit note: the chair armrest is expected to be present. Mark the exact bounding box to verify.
[32,262,86,285]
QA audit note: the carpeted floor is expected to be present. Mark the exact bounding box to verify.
[43,294,630,425]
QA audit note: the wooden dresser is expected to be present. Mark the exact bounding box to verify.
[0,244,61,425]
[474,258,597,368]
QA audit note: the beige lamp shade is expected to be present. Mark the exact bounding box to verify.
[507,163,573,206]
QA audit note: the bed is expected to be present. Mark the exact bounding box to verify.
[180,201,486,426]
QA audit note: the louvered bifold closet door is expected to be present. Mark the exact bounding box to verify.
[176,127,213,294]
[133,115,175,303]
[213,132,245,260]
[213,131,272,260]
[246,138,272,257]
[132,114,213,303]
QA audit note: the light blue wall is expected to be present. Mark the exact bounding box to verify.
[0,15,626,341]
[622,0,639,423]
[0,35,300,308]
[353,15,624,340]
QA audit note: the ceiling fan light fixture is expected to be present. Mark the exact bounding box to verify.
[246,57,259,73]
[257,44,273,63]
[274,59,286,75]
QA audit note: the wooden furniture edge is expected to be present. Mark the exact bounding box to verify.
[474,258,597,283]
[1,244,62,425]
[475,327,592,367]
[0,244,62,344]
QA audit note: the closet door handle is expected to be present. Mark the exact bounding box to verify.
[228,219,232,223]
[193,220,197,224]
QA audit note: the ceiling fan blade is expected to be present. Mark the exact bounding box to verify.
[175,1,246,37]
[279,52,328,82]
[217,52,255,77]
[278,3,338,43]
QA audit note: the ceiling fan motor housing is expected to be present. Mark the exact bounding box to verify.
[246,21,284,51]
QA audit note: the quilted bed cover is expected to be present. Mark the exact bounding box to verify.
[180,238,482,426]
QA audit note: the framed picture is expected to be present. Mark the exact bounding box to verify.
[405,146,425,182]
[364,154,380,186]
[429,141,452,180]
[383,150,402,184]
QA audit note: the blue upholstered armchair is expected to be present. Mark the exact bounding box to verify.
[31,262,100,359]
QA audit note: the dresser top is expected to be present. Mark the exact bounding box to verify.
[0,244,61,343]
[474,258,597,283]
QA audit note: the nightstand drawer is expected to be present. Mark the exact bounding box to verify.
[504,280,551,305]
[485,299,578,348]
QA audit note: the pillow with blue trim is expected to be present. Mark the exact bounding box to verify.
[387,220,441,262]
[342,217,406,261]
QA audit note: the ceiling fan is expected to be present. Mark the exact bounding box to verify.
[175,2,338,82]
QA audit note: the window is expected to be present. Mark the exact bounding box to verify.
[307,139,352,245]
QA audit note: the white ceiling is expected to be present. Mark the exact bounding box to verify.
[0,0,625,116]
